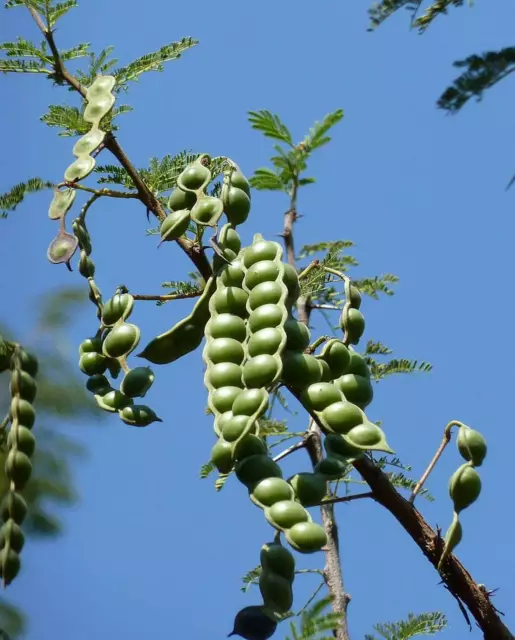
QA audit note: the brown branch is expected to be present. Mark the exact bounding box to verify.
[28,6,213,283]
[272,438,307,463]
[132,290,202,302]
[319,492,374,506]
[352,455,513,640]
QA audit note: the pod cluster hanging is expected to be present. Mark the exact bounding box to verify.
[47,75,116,269]
[1,346,39,587]
[438,424,487,570]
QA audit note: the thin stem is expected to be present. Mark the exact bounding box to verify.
[132,290,202,302]
[298,259,320,280]
[272,439,307,463]
[319,492,374,506]
[311,304,341,311]
[306,335,330,354]
[408,420,464,504]
[60,183,140,199]
[296,581,326,617]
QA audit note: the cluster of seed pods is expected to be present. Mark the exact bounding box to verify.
[1,346,38,586]
[47,75,116,269]
[80,289,160,427]
[160,157,252,246]
[438,424,487,570]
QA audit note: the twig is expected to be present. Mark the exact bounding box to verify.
[311,304,341,311]
[319,492,374,506]
[305,335,330,355]
[296,581,326,617]
[59,183,140,199]
[132,290,202,302]
[272,439,307,463]
[409,420,463,504]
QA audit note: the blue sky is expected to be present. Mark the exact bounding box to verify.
[1,1,515,638]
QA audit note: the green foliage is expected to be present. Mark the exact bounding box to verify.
[365,611,447,639]
[365,340,432,381]
[40,103,132,137]
[0,178,54,218]
[241,565,262,592]
[74,46,119,88]
[367,0,467,31]
[5,0,79,27]
[258,419,289,436]
[285,596,342,640]
[0,601,25,639]
[385,472,434,502]
[438,47,515,114]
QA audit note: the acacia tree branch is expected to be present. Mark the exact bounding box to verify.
[27,6,213,282]
[281,176,350,640]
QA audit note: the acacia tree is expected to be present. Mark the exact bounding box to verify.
[0,2,512,640]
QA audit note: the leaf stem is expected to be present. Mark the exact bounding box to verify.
[131,291,202,302]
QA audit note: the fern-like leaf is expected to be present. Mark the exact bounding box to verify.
[300,109,344,153]
[199,461,215,479]
[259,419,288,436]
[413,0,465,32]
[59,42,90,61]
[438,47,515,114]
[47,0,78,26]
[286,596,343,640]
[367,0,420,29]
[0,178,54,217]
[249,167,287,192]
[366,611,447,639]
[0,58,48,73]
[241,565,262,592]
[385,472,434,502]
[248,110,294,146]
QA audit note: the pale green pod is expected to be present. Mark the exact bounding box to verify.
[48,188,76,220]
[438,512,463,571]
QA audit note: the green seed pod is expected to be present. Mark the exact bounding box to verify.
[95,389,133,413]
[9,398,35,429]
[344,423,393,452]
[235,455,283,489]
[211,386,243,414]
[340,308,365,345]
[324,433,364,463]
[120,367,155,398]
[221,262,246,288]
[456,426,487,467]
[209,314,247,342]
[232,389,268,416]
[233,434,268,460]
[259,572,293,614]
[318,358,333,382]
[206,338,245,366]
[7,426,36,457]
[438,512,463,571]
[0,520,25,553]
[449,463,482,513]
[72,219,92,254]
[318,339,351,378]
[251,478,295,507]
[247,328,283,357]
[167,187,196,212]
[12,348,39,378]
[222,415,255,442]
[0,547,21,586]
[177,155,212,192]
[248,282,283,310]
[242,355,281,389]
[349,285,362,309]
[102,292,135,327]
[347,350,371,378]
[78,254,95,278]
[211,439,235,474]
[300,383,342,412]
[266,500,310,529]
[320,401,365,434]
[334,373,374,409]
[79,352,107,376]
[0,493,27,525]
[243,240,279,269]
[228,605,277,640]
[118,405,162,427]
[105,357,122,380]
[222,168,251,226]
[64,155,96,183]
[138,277,216,365]
[5,451,32,489]
[283,318,310,351]
[289,472,327,507]
[47,230,79,266]
[244,261,281,290]
[213,287,249,318]
[72,129,105,157]
[286,522,328,554]
[79,336,103,354]
[281,352,323,388]
[9,370,37,403]
[159,209,191,243]
[282,264,301,307]
[191,195,224,226]
[49,188,76,220]
[260,541,295,581]
[102,323,141,359]
[249,305,284,332]
[313,456,348,480]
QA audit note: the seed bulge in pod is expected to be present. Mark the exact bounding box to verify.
[9,370,37,403]
[211,386,243,413]
[244,261,280,290]
[228,605,277,640]
[10,397,36,429]
[449,464,482,513]
[78,255,95,278]
[0,547,21,585]
[300,383,342,412]
[322,340,351,377]
[159,209,190,242]
[86,374,111,395]
[223,186,251,226]
[341,308,365,344]
[318,359,333,382]
[456,426,487,467]
[286,522,327,553]
[221,262,245,288]
[235,454,283,489]
[102,292,134,327]
[314,457,347,480]
[1,493,28,524]
[248,281,283,310]
[281,353,323,388]
[248,328,283,357]
[345,423,383,448]
[223,227,242,254]
[7,426,36,457]
[267,500,309,529]
[206,338,245,365]
[251,477,294,507]
[120,367,155,398]
[213,288,249,318]
[14,349,39,377]
[209,314,247,342]
[222,415,252,442]
[335,374,373,409]
[249,305,284,333]
[96,389,133,412]
[321,401,365,434]
[208,363,243,389]
[234,434,267,460]
[243,355,280,388]
[103,323,141,359]
[232,388,267,416]
[259,572,293,613]
[282,264,301,306]
[167,186,196,211]
[211,439,234,474]
[324,433,364,461]
[178,162,211,191]
[284,318,310,351]
[289,473,327,507]
[79,336,103,354]
[243,241,279,269]
[191,196,223,225]
[79,352,107,376]
[119,405,162,427]
[0,519,24,553]
[347,350,370,377]
[260,541,295,581]
[5,451,32,489]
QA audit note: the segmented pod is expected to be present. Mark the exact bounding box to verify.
[158,209,191,244]
[228,605,277,640]
[1,346,39,586]
[221,164,251,226]
[48,188,76,220]
[259,540,295,615]
[339,280,365,346]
